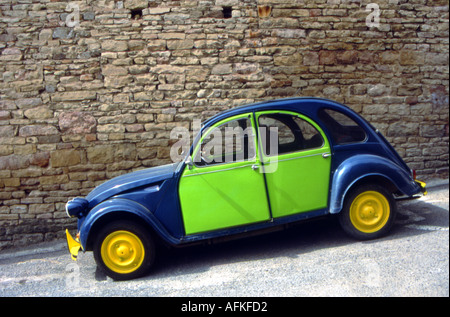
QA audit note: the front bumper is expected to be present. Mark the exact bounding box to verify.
[415,179,427,196]
[65,229,82,260]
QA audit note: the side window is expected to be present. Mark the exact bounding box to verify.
[318,108,367,145]
[195,116,256,166]
[258,113,324,156]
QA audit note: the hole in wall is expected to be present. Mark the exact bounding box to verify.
[222,6,232,19]
[131,9,143,19]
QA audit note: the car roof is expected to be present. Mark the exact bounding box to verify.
[202,97,356,127]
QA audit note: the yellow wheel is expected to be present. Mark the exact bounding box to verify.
[101,231,145,275]
[349,191,390,234]
[94,221,155,280]
[339,185,397,240]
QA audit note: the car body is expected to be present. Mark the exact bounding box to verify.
[65,97,427,280]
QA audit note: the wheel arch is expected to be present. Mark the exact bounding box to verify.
[79,198,179,251]
[84,211,158,252]
[329,154,413,214]
[330,173,401,215]
[346,175,400,197]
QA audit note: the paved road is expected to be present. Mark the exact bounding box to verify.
[0,179,448,299]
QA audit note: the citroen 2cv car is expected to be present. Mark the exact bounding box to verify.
[66,97,426,280]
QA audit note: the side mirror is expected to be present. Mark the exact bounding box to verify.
[185,156,194,169]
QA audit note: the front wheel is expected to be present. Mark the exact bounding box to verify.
[339,184,397,240]
[93,221,155,280]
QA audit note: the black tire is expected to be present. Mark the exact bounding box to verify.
[339,184,397,240]
[93,220,155,280]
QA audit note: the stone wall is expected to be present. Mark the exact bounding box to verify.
[0,0,448,248]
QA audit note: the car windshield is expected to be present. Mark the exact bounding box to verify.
[194,116,255,166]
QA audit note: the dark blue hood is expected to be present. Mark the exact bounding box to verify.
[86,163,179,207]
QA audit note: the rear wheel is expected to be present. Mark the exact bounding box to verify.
[339,184,397,240]
[93,220,155,280]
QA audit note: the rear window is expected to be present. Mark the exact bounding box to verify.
[318,108,367,145]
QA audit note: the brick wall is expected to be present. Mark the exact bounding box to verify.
[0,0,448,248]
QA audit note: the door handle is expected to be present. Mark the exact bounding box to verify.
[251,164,259,170]
[322,153,331,158]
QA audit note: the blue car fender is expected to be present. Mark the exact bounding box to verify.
[78,198,178,251]
[329,154,418,214]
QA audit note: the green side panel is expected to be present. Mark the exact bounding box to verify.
[264,149,331,218]
[255,110,332,218]
[179,162,270,235]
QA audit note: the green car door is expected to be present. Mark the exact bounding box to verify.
[256,111,332,218]
[179,113,271,235]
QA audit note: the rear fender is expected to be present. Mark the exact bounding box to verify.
[79,198,179,250]
[329,154,419,214]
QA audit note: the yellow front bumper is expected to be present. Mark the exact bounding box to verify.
[65,229,82,261]
[415,180,427,196]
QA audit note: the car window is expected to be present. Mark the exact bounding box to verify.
[318,108,367,145]
[194,116,256,166]
[258,113,324,156]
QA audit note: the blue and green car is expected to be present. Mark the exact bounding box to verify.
[65,97,427,280]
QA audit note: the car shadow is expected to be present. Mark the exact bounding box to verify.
[153,216,345,273]
[135,185,447,281]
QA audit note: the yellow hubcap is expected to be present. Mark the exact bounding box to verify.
[350,191,390,233]
[101,230,145,274]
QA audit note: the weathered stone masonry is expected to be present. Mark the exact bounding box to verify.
[0,0,448,248]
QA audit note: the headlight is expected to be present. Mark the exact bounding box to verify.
[66,198,89,218]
